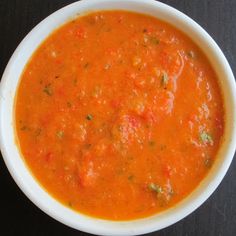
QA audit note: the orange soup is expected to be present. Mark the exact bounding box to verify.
[15,11,224,220]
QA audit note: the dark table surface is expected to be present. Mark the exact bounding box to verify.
[0,0,235,235]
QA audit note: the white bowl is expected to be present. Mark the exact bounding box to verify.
[0,0,236,235]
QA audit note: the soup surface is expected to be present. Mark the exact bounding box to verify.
[15,11,224,220]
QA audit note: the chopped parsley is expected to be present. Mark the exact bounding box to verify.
[35,128,42,137]
[43,84,52,96]
[56,130,64,139]
[20,126,28,131]
[92,86,102,97]
[68,201,73,208]
[128,175,134,181]
[148,183,163,194]
[160,144,167,151]
[67,102,72,108]
[84,143,92,149]
[86,114,93,120]
[73,78,78,86]
[200,131,213,144]
[104,63,111,70]
[204,157,212,168]
[149,141,156,147]
[161,72,169,87]
[187,50,195,58]
[150,36,160,45]
[84,62,90,68]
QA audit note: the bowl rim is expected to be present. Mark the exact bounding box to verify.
[0,0,236,235]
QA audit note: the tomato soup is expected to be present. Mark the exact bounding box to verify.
[15,11,224,220]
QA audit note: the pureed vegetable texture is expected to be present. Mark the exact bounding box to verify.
[15,11,224,220]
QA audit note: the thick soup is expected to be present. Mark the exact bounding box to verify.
[15,11,224,220]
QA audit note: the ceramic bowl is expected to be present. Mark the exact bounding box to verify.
[0,0,235,235]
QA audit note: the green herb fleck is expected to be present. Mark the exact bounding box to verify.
[150,36,159,45]
[149,141,156,147]
[161,72,169,87]
[56,130,64,139]
[43,84,52,96]
[86,114,93,121]
[85,143,92,149]
[35,128,42,137]
[104,63,111,70]
[160,144,166,151]
[118,125,123,132]
[21,126,28,131]
[128,175,134,181]
[200,131,213,144]
[128,156,134,161]
[68,201,73,208]
[67,102,72,108]
[143,28,147,33]
[84,62,89,68]
[148,183,163,194]
[73,78,78,86]
[204,157,213,168]
[92,85,102,97]
[169,188,174,196]
[187,50,195,58]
